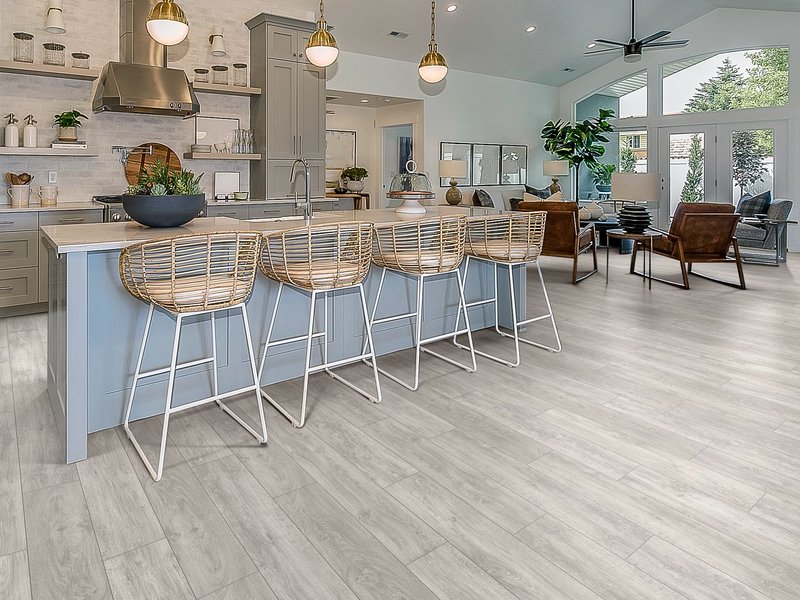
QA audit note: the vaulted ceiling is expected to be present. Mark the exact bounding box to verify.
[323,0,797,86]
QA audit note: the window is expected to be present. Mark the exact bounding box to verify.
[662,48,789,116]
[618,130,647,174]
[577,71,647,121]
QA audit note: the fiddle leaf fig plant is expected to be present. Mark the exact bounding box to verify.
[541,108,615,197]
[590,163,616,186]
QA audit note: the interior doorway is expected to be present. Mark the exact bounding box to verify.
[382,124,414,208]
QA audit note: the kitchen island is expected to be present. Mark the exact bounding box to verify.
[41,208,527,463]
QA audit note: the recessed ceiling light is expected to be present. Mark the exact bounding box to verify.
[587,42,597,49]
[446,4,458,12]
[526,26,536,33]
[360,99,369,103]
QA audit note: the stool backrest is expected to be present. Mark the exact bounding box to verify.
[373,215,467,274]
[466,212,547,262]
[260,221,373,290]
[119,231,262,313]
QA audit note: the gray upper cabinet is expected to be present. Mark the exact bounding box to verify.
[248,13,326,200]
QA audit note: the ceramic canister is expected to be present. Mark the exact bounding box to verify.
[8,184,31,207]
[38,185,58,206]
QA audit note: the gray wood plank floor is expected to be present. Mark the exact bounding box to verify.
[2,254,800,600]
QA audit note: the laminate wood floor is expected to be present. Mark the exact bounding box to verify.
[2,252,799,600]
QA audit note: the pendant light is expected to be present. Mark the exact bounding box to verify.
[418,0,447,84]
[146,0,189,46]
[306,0,339,68]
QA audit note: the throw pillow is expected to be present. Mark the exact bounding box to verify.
[522,192,542,203]
[524,184,551,199]
[472,189,494,208]
[545,191,564,202]
[509,198,523,211]
[736,190,771,217]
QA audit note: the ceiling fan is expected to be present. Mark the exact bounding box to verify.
[584,0,689,63]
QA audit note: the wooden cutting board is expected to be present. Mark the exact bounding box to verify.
[124,142,182,185]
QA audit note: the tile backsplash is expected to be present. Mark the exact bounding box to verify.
[0,0,316,202]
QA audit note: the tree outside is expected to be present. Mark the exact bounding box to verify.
[680,135,704,203]
[620,144,636,173]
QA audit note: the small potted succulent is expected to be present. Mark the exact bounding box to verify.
[53,109,88,142]
[590,163,615,195]
[341,166,368,192]
[123,160,205,228]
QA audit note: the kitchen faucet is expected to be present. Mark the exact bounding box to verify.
[290,158,313,223]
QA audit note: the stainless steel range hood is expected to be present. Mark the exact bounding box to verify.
[93,0,199,116]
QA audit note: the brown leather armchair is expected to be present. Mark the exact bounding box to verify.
[631,202,746,290]
[518,201,597,283]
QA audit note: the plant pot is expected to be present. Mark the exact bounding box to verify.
[595,184,612,194]
[57,126,78,142]
[346,180,365,193]
[122,194,205,228]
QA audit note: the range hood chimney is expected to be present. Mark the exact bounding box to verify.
[93,0,199,116]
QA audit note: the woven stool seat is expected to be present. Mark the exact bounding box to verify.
[260,222,372,290]
[466,212,546,263]
[373,215,467,275]
[120,232,261,313]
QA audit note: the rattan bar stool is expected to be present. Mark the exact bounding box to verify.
[119,232,268,482]
[368,215,476,391]
[455,212,561,368]
[258,222,381,428]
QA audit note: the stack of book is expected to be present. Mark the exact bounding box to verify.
[51,140,88,150]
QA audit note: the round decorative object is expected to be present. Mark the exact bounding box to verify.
[388,160,435,215]
[617,204,652,234]
[124,142,181,186]
[122,194,205,228]
[346,179,365,193]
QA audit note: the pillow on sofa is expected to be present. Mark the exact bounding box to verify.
[736,190,771,216]
[524,191,563,203]
[472,189,494,207]
[524,185,552,199]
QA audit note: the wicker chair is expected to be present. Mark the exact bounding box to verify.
[369,215,476,391]
[119,232,267,481]
[258,222,380,428]
[631,202,746,289]
[454,212,561,368]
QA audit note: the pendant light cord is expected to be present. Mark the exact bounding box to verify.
[429,0,437,49]
[319,0,327,25]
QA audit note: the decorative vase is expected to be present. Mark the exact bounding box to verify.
[57,126,78,142]
[122,194,205,228]
[346,179,365,193]
[617,204,652,234]
[445,180,462,205]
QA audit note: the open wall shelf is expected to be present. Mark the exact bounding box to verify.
[0,60,99,81]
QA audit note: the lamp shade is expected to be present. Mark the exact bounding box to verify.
[45,0,66,34]
[543,160,569,177]
[439,160,467,179]
[612,172,662,203]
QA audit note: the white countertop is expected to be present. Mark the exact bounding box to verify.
[0,201,101,213]
[40,207,472,254]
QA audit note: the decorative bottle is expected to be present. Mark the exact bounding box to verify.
[23,114,38,148]
[4,113,19,147]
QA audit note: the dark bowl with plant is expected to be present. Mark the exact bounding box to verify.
[123,160,205,228]
[53,110,88,142]
[590,163,616,193]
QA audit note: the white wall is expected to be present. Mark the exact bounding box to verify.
[559,8,800,250]
[325,104,379,201]
[327,52,559,205]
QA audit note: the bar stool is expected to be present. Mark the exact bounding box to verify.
[119,232,267,481]
[258,222,380,428]
[455,212,561,368]
[369,215,476,391]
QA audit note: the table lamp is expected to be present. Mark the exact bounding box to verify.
[543,160,570,195]
[611,172,662,233]
[439,160,468,205]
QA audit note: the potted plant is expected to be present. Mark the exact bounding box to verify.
[123,160,205,228]
[53,109,88,142]
[341,166,368,192]
[590,163,615,194]
[541,108,615,200]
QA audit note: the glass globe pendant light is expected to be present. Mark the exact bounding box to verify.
[418,0,448,83]
[146,0,189,46]
[306,0,339,68]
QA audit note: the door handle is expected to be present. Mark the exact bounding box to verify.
[299,135,302,154]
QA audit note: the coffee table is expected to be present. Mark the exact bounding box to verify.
[606,229,663,289]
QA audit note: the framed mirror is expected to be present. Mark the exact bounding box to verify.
[472,144,501,186]
[326,130,357,170]
[439,142,472,186]
[501,145,528,185]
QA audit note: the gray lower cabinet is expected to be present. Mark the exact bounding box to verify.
[247,203,296,219]
[0,267,38,308]
[0,231,39,269]
[205,204,250,219]
[267,159,325,201]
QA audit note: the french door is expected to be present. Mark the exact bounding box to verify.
[658,121,787,224]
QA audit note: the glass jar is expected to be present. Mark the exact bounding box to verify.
[232,63,248,87]
[211,65,228,85]
[13,32,34,63]
[193,68,209,83]
[71,52,90,69]
[43,42,66,66]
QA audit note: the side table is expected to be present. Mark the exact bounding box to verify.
[606,229,663,289]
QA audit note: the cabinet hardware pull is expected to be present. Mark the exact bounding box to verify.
[0,286,14,291]
[59,218,85,223]
[0,221,15,225]
[0,249,13,254]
